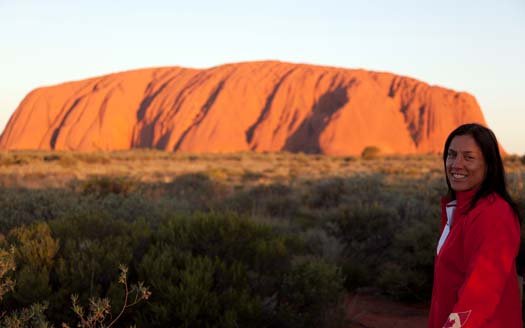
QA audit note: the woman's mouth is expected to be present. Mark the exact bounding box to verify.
[450,172,467,179]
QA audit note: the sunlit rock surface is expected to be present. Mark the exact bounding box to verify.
[0,61,486,155]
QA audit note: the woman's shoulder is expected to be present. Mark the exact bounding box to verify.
[465,193,521,247]
[481,192,513,211]
[468,192,517,225]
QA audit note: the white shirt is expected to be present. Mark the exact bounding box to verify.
[437,200,457,255]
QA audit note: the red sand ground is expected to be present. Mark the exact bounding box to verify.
[345,293,428,328]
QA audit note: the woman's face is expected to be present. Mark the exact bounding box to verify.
[446,134,487,192]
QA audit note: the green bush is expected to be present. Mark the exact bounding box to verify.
[137,212,342,327]
[276,258,345,328]
[0,168,457,324]
[5,223,58,306]
[378,216,438,301]
[0,246,150,328]
[0,188,75,233]
[224,183,299,218]
[306,178,346,209]
[241,170,264,182]
[329,203,399,289]
[162,173,227,210]
[305,175,387,211]
[3,216,152,324]
[81,176,137,197]
[139,250,262,327]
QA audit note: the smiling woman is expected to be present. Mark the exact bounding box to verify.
[445,135,487,193]
[429,123,522,328]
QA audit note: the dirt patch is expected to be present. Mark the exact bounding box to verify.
[345,293,428,328]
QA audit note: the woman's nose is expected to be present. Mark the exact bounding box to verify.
[451,156,464,167]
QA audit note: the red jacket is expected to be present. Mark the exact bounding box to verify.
[429,190,522,328]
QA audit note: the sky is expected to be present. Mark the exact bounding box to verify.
[1,0,524,153]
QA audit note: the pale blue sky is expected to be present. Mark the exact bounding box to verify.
[1,0,524,153]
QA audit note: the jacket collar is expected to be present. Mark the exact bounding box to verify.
[455,189,478,210]
[440,188,478,227]
[441,188,478,208]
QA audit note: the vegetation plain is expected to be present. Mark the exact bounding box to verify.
[1,150,524,327]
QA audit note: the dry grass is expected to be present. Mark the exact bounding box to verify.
[0,150,523,190]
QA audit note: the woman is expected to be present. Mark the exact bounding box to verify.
[429,123,522,328]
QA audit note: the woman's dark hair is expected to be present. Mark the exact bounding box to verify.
[443,123,520,220]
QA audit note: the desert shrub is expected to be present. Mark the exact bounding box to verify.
[0,248,15,301]
[0,152,11,166]
[0,153,29,166]
[0,247,50,326]
[275,258,345,328]
[342,156,357,164]
[300,228,344,263]
[81,176,137,197]
[3,223,59,306]
[361,146,381,159]
[0,188,76,233]
[137,212,276,326]
[241,170,264,182]
[162,173,227,210]
[222,153,244,161]
[150,212,301,276]
[42,154,60,162]
[0,247,150,328]
[378,214,438,301]
[305,175,387,211]
[88,192,172,226]
[0,302,50,327]
[0,186,183,236]
[137,212,343,327]
[75,152,111,164]
[205,168,230,182]
[0,151,42,166]
[108,149,176,161]
[505,154,521,163]
[0,155,460,323]
[507,171,525,199]
[306,178,346,209]
[139,250,262,327]
[314,175,443,300]
[223,183,299,218]
[329,203,399,289]
[57,154,79,168]
[31,215,151,324]
[62,265,150,328]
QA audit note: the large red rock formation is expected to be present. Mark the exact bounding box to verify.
[0,61,487,155]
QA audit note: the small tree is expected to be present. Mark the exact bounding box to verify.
[0,248,150,328]
[64,265,151,328]
[361,146,381,159]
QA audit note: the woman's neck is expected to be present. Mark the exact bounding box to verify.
[454,188,479,208]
